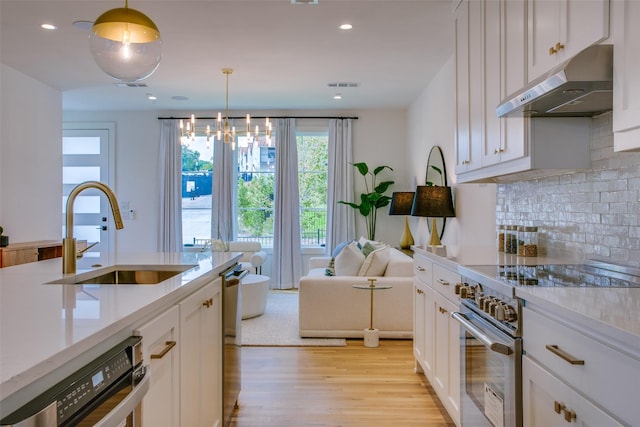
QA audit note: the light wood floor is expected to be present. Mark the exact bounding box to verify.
[229,339,455,427]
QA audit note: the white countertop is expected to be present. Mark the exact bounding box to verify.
[413,245,640,357]
[0,251,240,404]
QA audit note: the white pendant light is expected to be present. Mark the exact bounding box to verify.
[90,0,162,82]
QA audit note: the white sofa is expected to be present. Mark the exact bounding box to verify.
[298,247,413,339]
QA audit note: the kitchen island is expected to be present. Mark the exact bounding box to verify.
[0,250,240,417]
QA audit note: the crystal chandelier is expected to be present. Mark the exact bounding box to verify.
[181,68,272,149]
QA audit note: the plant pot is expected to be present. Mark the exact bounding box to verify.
[0,236,8,247]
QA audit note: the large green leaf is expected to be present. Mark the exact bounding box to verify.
[373,165,393,175]
[353,162,369,176]
[374,180,394,194]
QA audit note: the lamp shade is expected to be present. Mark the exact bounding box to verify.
[90,4,162,82]
[411,186,455,218]
[389,192,416,215]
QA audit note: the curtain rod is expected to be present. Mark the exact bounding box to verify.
[157,116,358,120]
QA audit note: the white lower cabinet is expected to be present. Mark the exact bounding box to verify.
[134,306,181,427]
[413,252,461,426]
[180,279,223,427]
[522,305,639,426]
[522,356,623,427]
[135,276,223,427]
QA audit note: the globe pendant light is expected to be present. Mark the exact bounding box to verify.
[90,0,161,82]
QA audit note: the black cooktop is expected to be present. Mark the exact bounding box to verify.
[473,259,640,288]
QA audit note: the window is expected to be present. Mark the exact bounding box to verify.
[181,135,213,246]
[297,132,328,247]
[235,124,328,248]
[180,120,329,249]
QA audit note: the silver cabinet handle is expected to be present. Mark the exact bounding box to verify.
[451,312,513,355]
[545,345,585,365]
[415,266,425,272]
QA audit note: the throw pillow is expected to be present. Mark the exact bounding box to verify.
[334,241,366,276]
[358,236,385,250]
[358,245,391,276]
[325,258,335,276]
[360,242,378,258]
[332,240,352,258]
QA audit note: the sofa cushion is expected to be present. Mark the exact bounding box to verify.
[334,241,365,276]
[358,245,391,276]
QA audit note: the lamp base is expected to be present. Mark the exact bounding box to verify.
[399,216,414,249]
[427,245,447,257]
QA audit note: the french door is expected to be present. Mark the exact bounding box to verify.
[62,123,115,257]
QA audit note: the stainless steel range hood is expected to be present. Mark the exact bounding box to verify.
[496,45,613,118]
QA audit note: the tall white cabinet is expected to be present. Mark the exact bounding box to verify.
[612,0,640,151]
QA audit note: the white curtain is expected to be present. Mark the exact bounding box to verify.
[273,118,302,289]
[326,118,355,254]
[157,119,183,251]
[211,136,236,243]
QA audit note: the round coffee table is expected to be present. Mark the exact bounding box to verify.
[241,274,270,319]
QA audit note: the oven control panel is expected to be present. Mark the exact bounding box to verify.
[457,279,522,336]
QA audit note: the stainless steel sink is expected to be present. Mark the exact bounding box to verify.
[47,264,198,285]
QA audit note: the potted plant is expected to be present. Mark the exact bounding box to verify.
[0,226,8,247]
[339,162,394,241]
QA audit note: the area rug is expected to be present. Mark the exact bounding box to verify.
[241,290,346,347]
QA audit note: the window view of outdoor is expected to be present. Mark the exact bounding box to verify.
[181,128,328,248]
[181,136,213,247]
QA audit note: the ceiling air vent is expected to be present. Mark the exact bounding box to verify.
[327,82,359,88]
[113,82,149,88]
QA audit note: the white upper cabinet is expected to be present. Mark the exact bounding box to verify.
[483,0,527,168]
[528,0,610,82]
[612,0,640,151]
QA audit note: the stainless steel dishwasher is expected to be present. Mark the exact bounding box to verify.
[0,336,149,426]
[221,264,247,427]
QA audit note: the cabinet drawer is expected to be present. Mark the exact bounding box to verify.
[523,355,625,427]
[413,254,433,286]
[432,264,461,303]
[523,306,640,425]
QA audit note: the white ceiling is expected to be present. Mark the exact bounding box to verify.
[0,0,453,112]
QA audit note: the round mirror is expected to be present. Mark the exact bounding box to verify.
[426,146,448,240]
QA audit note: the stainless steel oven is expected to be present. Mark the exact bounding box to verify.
[0,336,148,427]
[453,269,523,427]
[453,303,522,427]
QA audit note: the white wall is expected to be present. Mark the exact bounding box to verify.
[1,64,62,243]
[63,110,161,253]
[407,56,497,255]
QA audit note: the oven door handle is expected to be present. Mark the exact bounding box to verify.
[451,312,513,356]
[93,368,150,427]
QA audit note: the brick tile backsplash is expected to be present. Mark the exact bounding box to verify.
[496,112,640,266]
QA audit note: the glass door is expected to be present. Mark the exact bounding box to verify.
[62,126,113,257]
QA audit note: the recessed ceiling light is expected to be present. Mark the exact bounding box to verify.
[171,95,189,101]
[339,24,353,30]
[334,94,343,100]
[147,94,157,101]
[41,23,57,30]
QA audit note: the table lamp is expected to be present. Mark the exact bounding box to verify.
[389,192,415,249]
[411,186,455,256]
